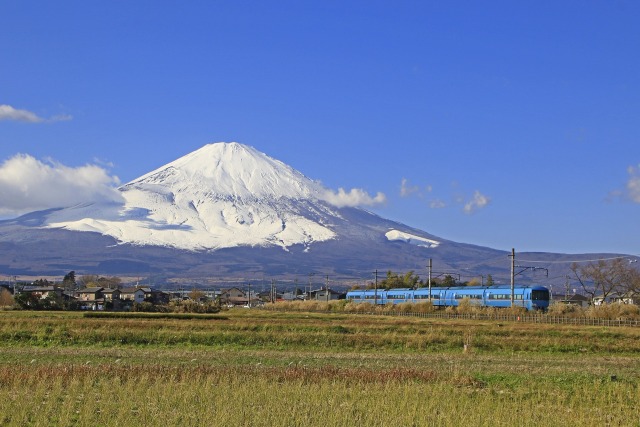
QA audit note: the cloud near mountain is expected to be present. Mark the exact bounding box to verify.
[0,104,72,123]
[0,154,122,217]
[320,187,386,207]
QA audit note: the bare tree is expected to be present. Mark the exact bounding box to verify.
[621,263,640,297]
[571,259,635,302]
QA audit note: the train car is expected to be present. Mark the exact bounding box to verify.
[346,285,550,311]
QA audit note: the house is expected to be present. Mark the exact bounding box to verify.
[611,292,639,305]
[75,287,105,310]
[149,289,171,305]
[19,285,63,300]
[310,288,345,301]
[593,292,638,305]
[219,287,246,305]
[102,288,121,301]
[120,287,147,304]
[280,291,305,301]
[555,293,590,308]
[76,287,105,302]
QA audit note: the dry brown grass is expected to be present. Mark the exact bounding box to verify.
[1,310,639,426]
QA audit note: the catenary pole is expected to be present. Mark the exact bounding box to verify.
[510,248,515,306]
[428,259,432,301]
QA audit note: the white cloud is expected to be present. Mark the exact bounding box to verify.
[429,199,446,209]
[463,190,491,214]
[400,178,419,197]
[626,164,640,203]
[400,178,433,198]
[0,104,72,123]
[0,154,123,217]
[321,187,386,208]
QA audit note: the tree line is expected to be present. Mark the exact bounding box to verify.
[352,270,496,290]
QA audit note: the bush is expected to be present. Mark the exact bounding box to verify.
[456,298,474,315]
[586,303,640,320]
[547,302,584,317]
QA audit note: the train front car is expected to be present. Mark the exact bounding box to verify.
[528,285,550,311]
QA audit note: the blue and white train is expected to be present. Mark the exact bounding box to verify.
[346,285,550,311]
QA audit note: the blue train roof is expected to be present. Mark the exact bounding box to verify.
[347,285,549,293]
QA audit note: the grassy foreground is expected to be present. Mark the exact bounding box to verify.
[0,309,639,426]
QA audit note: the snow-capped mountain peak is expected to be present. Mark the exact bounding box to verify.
[125,142,324,200]
[45,142,337,251]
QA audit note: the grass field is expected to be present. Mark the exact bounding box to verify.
[0,309,639,426]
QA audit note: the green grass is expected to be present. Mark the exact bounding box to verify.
[0,309,639,426]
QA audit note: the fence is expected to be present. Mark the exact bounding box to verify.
[263,305,640,327]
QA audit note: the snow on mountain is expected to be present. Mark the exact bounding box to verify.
[44,143,340,251]
[385,229,440,248]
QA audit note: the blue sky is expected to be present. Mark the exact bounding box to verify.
[1,1,639,255]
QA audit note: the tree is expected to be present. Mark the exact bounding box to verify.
[79,275,99,287]
[188,289,206,302]
[97,276,122,289]
[486,274,495,286]
[14,292,41,310]
[377,270,423,290]
[62,271,77,291]
[40,293,63,310]
[0,288,13,307]
[441,275,457,287]
[467,278,481,287]
[571,259,638,302]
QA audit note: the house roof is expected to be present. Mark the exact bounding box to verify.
[220,287,245,293]
[561,294,590,302]
[120,287,147,294]
[77,287,104,293]
[21,286,59,292]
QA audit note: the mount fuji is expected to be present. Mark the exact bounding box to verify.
[0,142,620,284]
[45,143,341,251]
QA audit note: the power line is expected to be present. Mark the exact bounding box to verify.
[516,255,638,264]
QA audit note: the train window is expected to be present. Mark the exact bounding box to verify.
[455,294,482,300]
[419,294,440,300]
[532,290,549,301]
[488,294,524,300]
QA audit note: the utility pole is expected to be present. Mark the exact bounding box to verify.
[428,259,432,301]
[247,282,251,308]
[565,275,570,301]
[510,248,515,307]
[270,279,276,303]
[325,275,329,302]
[374,270,378,305]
